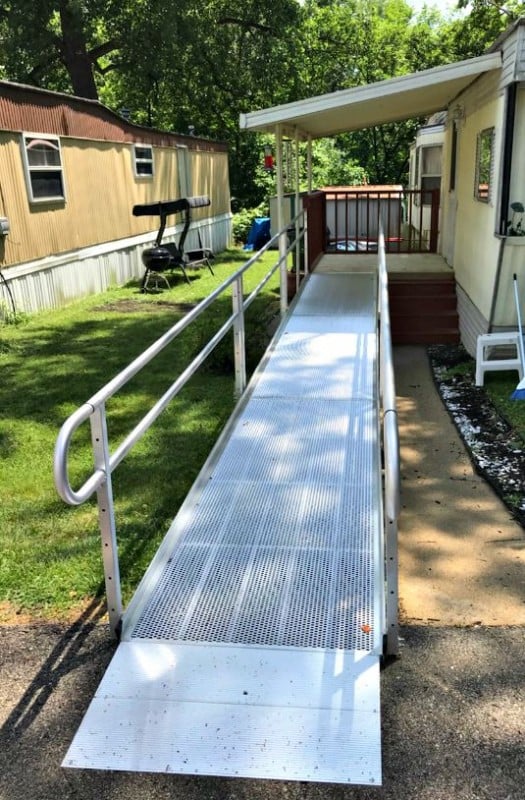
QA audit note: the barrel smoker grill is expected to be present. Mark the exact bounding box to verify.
[133,195,214,291]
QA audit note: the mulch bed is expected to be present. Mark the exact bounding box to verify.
[428,344,525,528]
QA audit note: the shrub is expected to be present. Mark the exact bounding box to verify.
[232,202,269,245]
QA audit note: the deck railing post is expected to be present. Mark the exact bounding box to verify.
[232,274,246,397]
[90,405,122,637]
[429,188,440,252]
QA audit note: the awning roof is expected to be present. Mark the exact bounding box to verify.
[239,51,501,139]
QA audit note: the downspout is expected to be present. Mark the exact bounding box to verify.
[488,81,517,331]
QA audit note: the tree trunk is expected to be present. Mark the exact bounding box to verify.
[59,1,98,99]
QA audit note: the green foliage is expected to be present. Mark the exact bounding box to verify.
[307,139,367,187]
[484,374,525,438]
[452,0,525,58]
[232,202,269,244]
[0,0,519,206]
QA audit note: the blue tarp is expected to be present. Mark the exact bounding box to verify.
[243,217,271,251]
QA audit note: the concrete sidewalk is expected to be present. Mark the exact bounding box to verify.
[395,346,525,626]
[0,346,523,800]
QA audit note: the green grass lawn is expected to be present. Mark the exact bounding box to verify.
[0,248,281,622]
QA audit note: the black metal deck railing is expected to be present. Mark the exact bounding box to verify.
[324,188,440,254]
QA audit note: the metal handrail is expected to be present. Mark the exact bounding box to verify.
[53,210,305,634]
[377,226,400,524]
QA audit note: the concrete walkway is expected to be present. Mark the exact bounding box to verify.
[395,346,525,626]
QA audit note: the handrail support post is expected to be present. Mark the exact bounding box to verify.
[232,275,246,398]
[385,518,399,656]
[378,223,400,657]
[91,405,122,637]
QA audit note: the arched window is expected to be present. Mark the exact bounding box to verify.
[22,134,65,203]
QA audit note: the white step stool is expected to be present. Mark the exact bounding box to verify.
[475,332,524,386]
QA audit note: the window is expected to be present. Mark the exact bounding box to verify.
[22,134,65,203]
[133,144,154,177]
[420,145,442,204]
[475,127,494,202]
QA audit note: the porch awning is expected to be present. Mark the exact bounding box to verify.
[239,51,501,138]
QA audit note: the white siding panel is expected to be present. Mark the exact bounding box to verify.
[462,69,503,116]
[456,282,489,356]
[515,24,525,80]
[501,37,518,87]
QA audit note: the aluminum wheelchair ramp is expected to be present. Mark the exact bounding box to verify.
[64,273,384,786]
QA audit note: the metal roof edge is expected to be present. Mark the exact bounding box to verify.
[0,79,227,148]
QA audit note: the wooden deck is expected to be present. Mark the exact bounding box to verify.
[315,252,452,274]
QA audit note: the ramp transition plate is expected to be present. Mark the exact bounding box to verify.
[63,641,381,785]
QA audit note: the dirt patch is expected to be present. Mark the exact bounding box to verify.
[0,599,107,627]
[92,299,196,314]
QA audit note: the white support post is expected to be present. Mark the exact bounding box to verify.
[294,127,301,295]
[275,125,288,317]
[232,274,246,398]
[307,135,313,193]
[305,136,313,275]
[90,405,122,638]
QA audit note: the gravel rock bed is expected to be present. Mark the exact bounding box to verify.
[428,344,525,528]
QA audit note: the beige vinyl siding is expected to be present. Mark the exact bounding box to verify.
[189,149,230,216]
[0,134,229,268]
[449,81,503,323]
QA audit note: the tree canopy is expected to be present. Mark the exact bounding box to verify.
[0,0,519,206]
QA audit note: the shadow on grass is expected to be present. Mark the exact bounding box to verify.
[0,283,278,615]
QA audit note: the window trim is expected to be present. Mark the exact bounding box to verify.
[475,127,495,204]
[420,144,442,206]
[414,144,442,206]
[133,144,154,178]
[21,132,66,204]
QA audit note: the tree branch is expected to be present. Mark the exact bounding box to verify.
[217,17,272,34]
[88,39,120,60]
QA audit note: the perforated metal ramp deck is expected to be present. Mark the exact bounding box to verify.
[63,273,384,785]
